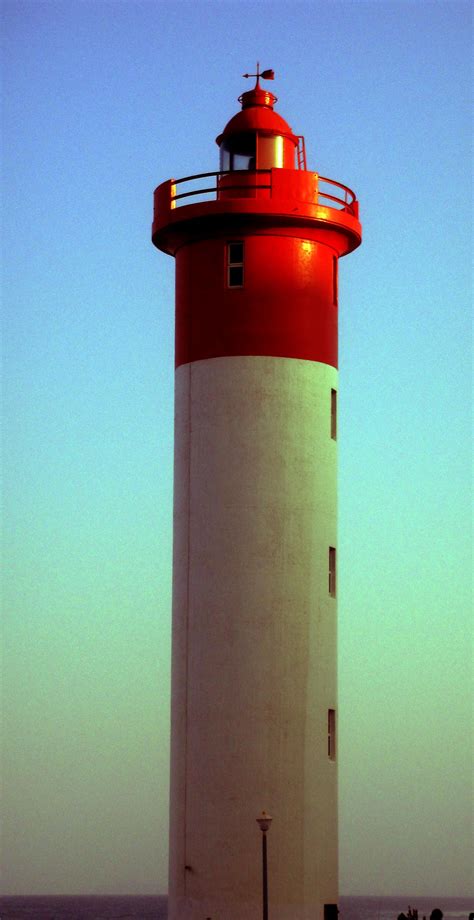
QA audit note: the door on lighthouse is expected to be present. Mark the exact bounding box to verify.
[324,906,339,920]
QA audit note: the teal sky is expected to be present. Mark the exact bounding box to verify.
[2,0,472,899]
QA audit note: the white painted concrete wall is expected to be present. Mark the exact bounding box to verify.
[169,355,338,920]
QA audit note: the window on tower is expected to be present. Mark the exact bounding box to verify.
[328,709,336,761]
[332,256,338,306]
[331,389,337,440]
[227,241,244,287]
[329,547,336,597]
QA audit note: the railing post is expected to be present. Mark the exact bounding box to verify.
[154,178,175,219]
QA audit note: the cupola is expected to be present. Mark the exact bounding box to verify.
[216,67,302,171]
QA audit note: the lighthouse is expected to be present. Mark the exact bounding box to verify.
[152,69,362,920]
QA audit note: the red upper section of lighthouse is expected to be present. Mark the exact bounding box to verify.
[151,71,362,369]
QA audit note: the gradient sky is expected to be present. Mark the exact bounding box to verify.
[2,0,472,899]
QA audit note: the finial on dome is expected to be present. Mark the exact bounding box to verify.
[240,63,277,109]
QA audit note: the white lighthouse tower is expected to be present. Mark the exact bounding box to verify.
[152,70,362,920]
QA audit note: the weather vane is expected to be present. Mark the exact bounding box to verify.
[242,62,275,85]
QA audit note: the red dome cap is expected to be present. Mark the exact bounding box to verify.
[239,84,277,109]
[216,79,297,146]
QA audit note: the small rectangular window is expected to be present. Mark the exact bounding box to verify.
[329,547,336,597]
[228,266,243,286]
[332,256,338,306]
[229,242,243,263]
[227,241,244,287]
[331,389,337,440]
[328,709,336,761]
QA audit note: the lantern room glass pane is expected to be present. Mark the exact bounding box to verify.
[258,134,284,169]
[220,147,231,171]
[220,134,256,171]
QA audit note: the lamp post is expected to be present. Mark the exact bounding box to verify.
[256,811,272,920]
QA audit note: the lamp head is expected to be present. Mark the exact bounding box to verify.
[256,810,272,833]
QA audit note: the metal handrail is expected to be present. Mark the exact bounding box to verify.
[173,186,222,201]
[174,184,271,202]
[168,169,357,214]
[318,175,355,205]
[318,191,350,209]
[172,169,270,186]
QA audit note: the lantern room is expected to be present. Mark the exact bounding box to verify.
[216,76,305,171]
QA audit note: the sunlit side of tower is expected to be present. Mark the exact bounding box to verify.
[152,71,362,920]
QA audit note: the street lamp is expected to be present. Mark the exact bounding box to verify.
[256,811,272,920]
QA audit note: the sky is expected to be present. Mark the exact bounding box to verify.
[1,0,472,900]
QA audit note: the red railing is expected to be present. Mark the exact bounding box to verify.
[168,170,358,215]
[318,175,356,212]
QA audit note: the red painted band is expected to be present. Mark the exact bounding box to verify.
[175,234,338,368]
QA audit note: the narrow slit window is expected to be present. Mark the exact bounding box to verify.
[227,241,244,287]
[331,389,337,440]
[329,547,336,597]
[332,256,338,306]
[328,709,336,761]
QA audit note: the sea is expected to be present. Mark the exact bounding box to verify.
[0,896,472,920]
